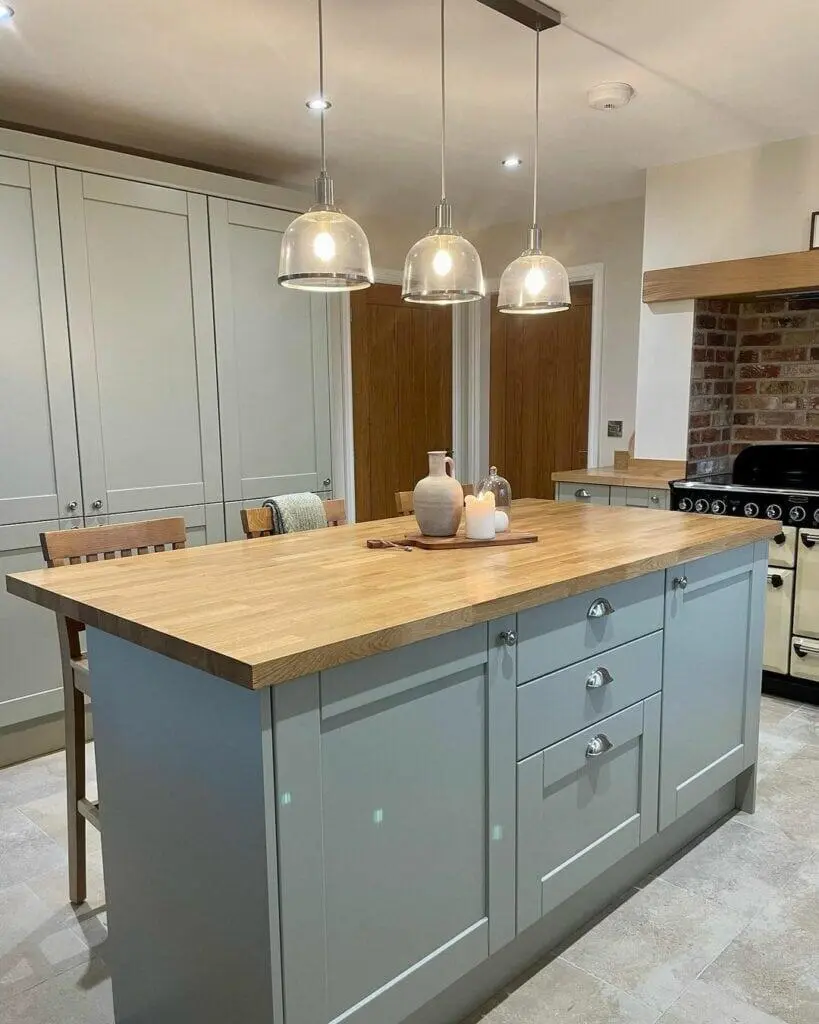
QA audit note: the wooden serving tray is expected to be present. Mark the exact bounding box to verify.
[402,531,538,550]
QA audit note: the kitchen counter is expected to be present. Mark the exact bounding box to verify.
[552,459,685,490]
[6,499,774,689]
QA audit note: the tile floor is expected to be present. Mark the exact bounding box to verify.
[0,696,816,1024]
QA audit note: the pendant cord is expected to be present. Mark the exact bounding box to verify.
[318,0,327,174]
[532,26,540,228]
[440,0,446,202]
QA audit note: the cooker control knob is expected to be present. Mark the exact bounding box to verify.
[694,498,710,513]
[766,504,783,520]
[789,506,806,523]
[677,497,693,512]
[743,502,759,518]
[710,499,727,515]
[813,508,819,525]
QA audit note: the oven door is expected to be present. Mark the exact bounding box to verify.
[794,529,819,639]
[764,568,794,675]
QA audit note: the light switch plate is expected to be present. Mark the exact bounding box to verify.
[607,420,623,438]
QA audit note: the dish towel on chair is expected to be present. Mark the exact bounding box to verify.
[263,492,327,534]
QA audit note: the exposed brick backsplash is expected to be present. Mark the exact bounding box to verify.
[687,296,819,475]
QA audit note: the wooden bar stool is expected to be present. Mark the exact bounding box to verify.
[394,485,473,517]
[40,517,188,905]
[240,498,347,538]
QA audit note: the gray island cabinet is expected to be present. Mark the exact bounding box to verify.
[5,502,773,1024]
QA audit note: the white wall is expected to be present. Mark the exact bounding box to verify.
[635,134,819,458]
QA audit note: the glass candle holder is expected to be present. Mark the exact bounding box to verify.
[477,466,512,529]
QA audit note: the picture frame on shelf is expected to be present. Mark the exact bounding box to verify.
[811,211,819,250]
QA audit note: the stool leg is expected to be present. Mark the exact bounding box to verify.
[58,620,87,906]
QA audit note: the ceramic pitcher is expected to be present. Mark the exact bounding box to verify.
[413,451,464,537]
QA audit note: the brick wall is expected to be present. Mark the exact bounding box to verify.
[687,299,739,475]
[687,295,819,476]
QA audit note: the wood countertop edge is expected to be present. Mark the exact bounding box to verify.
[550,469,678,488]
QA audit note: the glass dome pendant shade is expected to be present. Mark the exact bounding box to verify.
[402,199,484,305]
[278,170,373,292]
[278,0,373,293]
[497,224,570,314]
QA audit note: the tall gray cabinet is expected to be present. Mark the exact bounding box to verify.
[0,153,332,750]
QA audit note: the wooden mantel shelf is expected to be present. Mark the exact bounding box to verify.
[643,249,819,303]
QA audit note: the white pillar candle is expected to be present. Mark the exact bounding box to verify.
[465,492,496,540]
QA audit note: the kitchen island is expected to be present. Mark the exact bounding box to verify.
[7,500,777,1024]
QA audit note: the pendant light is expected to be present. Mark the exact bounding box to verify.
[497,25,570,314]
[402,0,484,305]
[279,0,373,292]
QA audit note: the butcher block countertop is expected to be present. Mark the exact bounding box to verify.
[552,459,685,490]
[6,500,776,690]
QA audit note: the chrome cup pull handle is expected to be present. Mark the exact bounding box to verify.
[673,576,688,590]
[575,488,591,499]
[587,597,614,619]
[586,734,613,758]
[586,667,613,689]
[497,629,517,648]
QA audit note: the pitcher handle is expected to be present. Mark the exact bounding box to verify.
[444,456,455,477]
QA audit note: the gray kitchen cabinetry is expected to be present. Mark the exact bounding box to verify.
[555,482,610,505]
[209,198,332,504]
[108,504,226,547]
[555,483,669,509]
[659,542,767,829]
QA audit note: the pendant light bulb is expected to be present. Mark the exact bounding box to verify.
[402,0,484,305]
[498,28,570,315]
[279,0,373,293]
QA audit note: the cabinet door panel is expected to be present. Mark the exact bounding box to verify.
[210,198,332,502]
[58,170,221,516]
[794,529,819,638]
[0,520,65,728]
[660,543,766,829]
[0,159,80,525]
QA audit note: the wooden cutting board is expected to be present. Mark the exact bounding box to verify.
[401,531,538,550]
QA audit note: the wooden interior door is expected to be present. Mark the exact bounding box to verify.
[490,283,592,499]
[351,284,452,522]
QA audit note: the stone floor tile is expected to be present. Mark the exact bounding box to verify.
[0,809,66,888]
[758,698,801,731]
[656,816,812,919]
[755,727,807,782]
[737,767,819,850]
[480,955,658,1024]
[561,878,746,1012]
[0,958,113,1024]
[657,978,788,1023]
[0,753,66,812]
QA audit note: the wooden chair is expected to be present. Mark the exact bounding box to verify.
[240,498,347,539]
[395,485,473,517]
[40,517,188,905]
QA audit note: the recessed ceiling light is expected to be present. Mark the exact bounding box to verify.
[0,5,15,21]
[306,97,332,111]
[501,156,522,168]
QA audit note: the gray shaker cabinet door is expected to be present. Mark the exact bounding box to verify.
[660,542,767,829]
[209,198,332,502]
[272,623,516,1024]
[0,159,81,526]
[58,170,222,517]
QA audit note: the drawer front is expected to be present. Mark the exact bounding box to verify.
[556,482,610,505]
[517,696,660,932]
[769,525,796,569]
[647,488,669,510]
[790,635,819,681]
[517,632,662,758]
[763,568,793,675]
[517,572,664,683]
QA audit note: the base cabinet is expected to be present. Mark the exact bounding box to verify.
[659,543,766,829]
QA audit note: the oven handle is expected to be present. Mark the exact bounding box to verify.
[793,639,819,658]
[767,572,784,589]
[800,531,819,549]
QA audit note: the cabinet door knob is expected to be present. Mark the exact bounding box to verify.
[672,575,688,590]
[650,494,660,505]
[587,597,614,619]
[497,629,517,648]
[586,734,613,758]
[66,501,78,512]
[586,667,613,689]
[575,488,591,499]
[774,532,787,545]
[323,478,332,487]
[767,572,784,589]
[91,499,104,510]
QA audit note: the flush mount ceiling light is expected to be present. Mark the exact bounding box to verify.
[306,97,332,111]
[498,22,570,315]
[0,4,14,21]
[402,0,484,305]
[588,81,635,111]
[278,0,373,292]
[502,156,522,168]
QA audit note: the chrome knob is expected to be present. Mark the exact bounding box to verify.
[586,734,613,758]
[710,499,726,515]
[744,503,759,518]
[497,629,517,647]
[91,499,103,510]
[673,575,688,590]
[66,501,78,512]
[766,504,782,520]
[575,488,591,500]
[678,497,693,512]
[694,498,710,513]
[650,494,660,505]
[323,477,331,487]
[586,667,613,689]
[789,506,806,523]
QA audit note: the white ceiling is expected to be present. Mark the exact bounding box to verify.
[1,0,819,233]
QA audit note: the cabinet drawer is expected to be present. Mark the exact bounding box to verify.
[517,572,664,683]
[763,568,793,675]
[517,632,662,758]
[769,525,796,569]
[556,482,610,505]
[790,636,819,682]
[517,696,660,932]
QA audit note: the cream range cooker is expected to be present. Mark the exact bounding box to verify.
[671,444,819,704]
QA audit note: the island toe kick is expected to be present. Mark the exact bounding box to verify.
[85,539,768,1024]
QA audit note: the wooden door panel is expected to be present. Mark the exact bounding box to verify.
[351,284,452,522]
[490,284,592,499]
